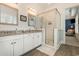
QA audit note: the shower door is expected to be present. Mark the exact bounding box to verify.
[45,22,54,46]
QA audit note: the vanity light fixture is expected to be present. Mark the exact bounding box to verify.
[27,8,37,15]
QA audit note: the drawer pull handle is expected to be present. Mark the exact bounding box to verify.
[11,42,14,45]
[14,42,16,44]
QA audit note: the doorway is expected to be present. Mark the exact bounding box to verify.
[65,6,79,47]
[65,18,75,36]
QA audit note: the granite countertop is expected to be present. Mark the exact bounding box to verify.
[0,30,42,37]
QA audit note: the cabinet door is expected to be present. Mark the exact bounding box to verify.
[23,33,34,53]
[13,38,23,56]
[38,32,42,45]
[33,32,42,47]
[0,39,13,56]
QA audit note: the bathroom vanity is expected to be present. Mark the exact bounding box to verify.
[0,30,42,56]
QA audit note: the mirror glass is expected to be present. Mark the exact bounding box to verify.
[0,4,18,25]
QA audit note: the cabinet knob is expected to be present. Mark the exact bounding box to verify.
[14,42,16,44]
[11,42,14,45]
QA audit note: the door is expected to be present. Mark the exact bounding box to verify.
[0,39,13,56]
[46,26,54,46]
[39,9,57,46]
[23,33,34,53]
[13,37,23,56]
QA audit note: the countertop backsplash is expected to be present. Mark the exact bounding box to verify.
[0,30,42,37]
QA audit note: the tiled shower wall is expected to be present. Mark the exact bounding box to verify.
[38,9,59,46]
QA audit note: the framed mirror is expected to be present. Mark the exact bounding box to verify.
[0,4,18,25]
[28,13,36,27]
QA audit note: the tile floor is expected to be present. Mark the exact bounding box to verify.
[23,36,79,56]
[23,49,48,56]
[66,36,79,47]
[54,44,79,56]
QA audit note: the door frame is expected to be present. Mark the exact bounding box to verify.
[64,6,79,44]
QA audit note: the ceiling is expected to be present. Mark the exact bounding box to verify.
[18,3,55,13]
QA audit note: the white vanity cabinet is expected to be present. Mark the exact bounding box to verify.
[23,33,34,53]
[0,38,13,56]
[0,35,24,56]
[33,32,42,48]
[0,31,42,56]
[13,35,23,56]
[23,32,42,54]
